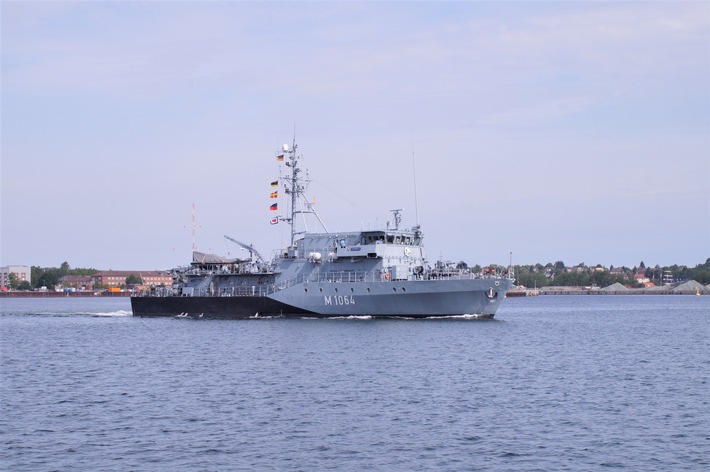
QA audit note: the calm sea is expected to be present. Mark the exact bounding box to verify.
[1,295,708,471]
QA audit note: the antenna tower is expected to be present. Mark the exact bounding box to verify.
[280,137,328,247]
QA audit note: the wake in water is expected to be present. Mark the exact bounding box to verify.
[167,313,495,321]
[0,299,134,318]
[266,314,492,321]
[12,310,133,318]
[6,310,134,317]
[91,310,132,317]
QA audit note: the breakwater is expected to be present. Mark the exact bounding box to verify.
[540,288,704,296]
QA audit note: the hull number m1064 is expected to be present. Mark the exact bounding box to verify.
[325,295,355,306]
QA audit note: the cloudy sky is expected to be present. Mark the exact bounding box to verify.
[2,1,708,271]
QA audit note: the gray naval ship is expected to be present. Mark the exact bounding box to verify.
[131,140,513,319]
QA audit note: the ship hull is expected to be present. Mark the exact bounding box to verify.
[130,295,314,319]
[131,278,512,319]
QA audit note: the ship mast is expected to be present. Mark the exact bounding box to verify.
[281,137,328,249]
[286,138,299,247]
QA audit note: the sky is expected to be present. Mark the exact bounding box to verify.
[2,0,709,271]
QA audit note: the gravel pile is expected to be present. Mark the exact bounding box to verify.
[602,282,628,291]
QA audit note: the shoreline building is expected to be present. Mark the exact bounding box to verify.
[91,270,172,288]
[59,275,95,290]
[0,265,31,289]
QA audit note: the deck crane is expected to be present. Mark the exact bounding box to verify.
[223,235,267,264]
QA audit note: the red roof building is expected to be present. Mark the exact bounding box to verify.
[59,275,94,290]
[91,271,172,287]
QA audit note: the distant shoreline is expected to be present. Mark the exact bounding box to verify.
[541,289,704,296]
[0,291,131,298]
[1,289,705,299]
[507,288,705,296]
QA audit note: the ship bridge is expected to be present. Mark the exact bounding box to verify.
[359,229,423,246]
[292,227,427,269]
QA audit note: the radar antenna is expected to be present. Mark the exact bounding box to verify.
[390,209,403,230]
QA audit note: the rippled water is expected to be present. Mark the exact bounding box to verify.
[1,296,708,470]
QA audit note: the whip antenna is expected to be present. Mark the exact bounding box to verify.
[412,149,420,226]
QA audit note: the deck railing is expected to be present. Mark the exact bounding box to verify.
[134,270,507,298]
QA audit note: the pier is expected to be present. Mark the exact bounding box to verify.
[506,289,540,297]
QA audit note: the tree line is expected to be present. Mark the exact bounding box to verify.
[7,258,710,290]
[507,259,710,288]
[25,262,97,290]
[7,264,146,290]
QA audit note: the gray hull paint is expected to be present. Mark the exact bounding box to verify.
[270,278,512,316]
[131,278,512,318]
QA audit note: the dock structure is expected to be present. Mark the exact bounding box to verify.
[540,287,706,296]
[505,280,709,296]
[506,289,540,297]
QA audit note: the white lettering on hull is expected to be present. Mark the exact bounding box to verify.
[324,295,355,306]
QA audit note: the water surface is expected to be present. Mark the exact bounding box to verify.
[1,295,708,470]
